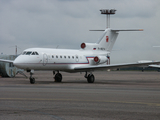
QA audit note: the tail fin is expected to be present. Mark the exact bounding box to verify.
[97,28,118,52]
[80,28,143,52]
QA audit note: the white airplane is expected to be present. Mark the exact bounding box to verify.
[149,64,160,69]
[139,62,160,71]
[137,60,157,71]
[148,46,160,70]
[137,46,160,71]
[1,28,160,84]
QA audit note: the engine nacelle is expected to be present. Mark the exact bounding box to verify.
[81,43,86,49]
[93,56,108,64]
[80,43,99,50]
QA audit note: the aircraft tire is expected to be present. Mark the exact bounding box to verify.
[30,77,35,84]
[87,74,95,83]
[55,73,62,82]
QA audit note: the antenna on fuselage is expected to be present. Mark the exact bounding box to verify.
[100,9,116,28]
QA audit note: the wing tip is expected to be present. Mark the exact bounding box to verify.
[139,29,143,31]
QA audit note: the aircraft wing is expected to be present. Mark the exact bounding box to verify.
[74,61,160,71]
[149,64,160,68]
[0,59,14,63]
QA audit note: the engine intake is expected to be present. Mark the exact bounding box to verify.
[94,56,100,63]
[93,56,108,64]
[81,43,86,49]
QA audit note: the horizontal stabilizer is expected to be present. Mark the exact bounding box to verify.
[90,29,143,32]
[111,29,143,31]
[89,30,105,31]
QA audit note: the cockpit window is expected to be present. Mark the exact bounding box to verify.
[22,51,39,55]
[22,51,26,55]
[35,52,39,55]
[31,52,35,55]
[26,51,32,55]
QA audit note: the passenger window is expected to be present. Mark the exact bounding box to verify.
[52,55,54,58]
[56,55,58,58]
[64,56,66,58]
[72,56,74,59]
[60,56,62,58]
[68,56,70,59]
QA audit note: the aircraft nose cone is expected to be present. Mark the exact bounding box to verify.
[13,58,19,67]
[13,56,23,68]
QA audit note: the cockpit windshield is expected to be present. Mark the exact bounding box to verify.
[22,51,26,55]
[26,51,32,55]
[22,51,39,55]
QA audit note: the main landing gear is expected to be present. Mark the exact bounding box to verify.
[53,71,95,83]
[84,71,95,83]
[53,71,62,82]
[28,70,95,84]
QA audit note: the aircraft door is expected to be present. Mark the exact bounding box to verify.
[43,53,48,66]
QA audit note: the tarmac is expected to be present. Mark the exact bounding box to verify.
[0,71,160,120]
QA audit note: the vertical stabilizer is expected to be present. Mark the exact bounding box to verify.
[97,28,118,52]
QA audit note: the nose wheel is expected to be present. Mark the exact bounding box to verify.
[30,77,35,84]
[29,70,35,84]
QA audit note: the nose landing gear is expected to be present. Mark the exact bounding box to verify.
[30,77,35,84]
[29,70,35,84]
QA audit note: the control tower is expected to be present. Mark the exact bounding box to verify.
[100,9,116,28]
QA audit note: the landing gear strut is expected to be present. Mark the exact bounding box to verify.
[85,71,95,83]
[54,71,62,82]
[29,70,35,84]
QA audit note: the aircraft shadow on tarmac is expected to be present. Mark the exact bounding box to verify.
[4,71,160,86]
[27,79,160,86]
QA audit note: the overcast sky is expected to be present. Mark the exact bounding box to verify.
[0,0,160,63]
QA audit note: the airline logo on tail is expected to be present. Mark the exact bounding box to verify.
[106,36,109,42]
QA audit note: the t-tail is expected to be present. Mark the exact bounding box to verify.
[80,28,143,53]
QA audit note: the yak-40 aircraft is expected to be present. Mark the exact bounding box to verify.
[1,28,160,84]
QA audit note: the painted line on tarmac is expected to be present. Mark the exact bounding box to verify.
[1,98,160,107]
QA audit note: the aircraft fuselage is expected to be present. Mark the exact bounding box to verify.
[13,48,108,72]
